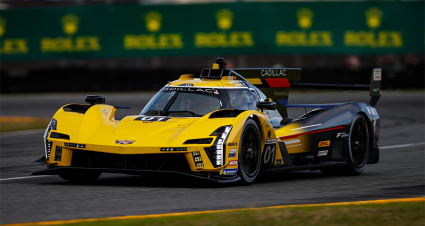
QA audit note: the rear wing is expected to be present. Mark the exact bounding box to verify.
[231,68,382,117]
[288,68,382,107]
[201,58,381,118]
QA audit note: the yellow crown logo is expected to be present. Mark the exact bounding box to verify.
[145,11,162,32]
[297,8,313,29]
[0,17,5,37]
[216,9,233,30]
[366,7,382,29]
[62,14,79,35]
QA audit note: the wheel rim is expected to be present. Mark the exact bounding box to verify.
[241,126,260,177]
[350,119,368,167]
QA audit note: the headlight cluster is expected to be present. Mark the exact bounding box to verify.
[204,125,232,167]
[44,118,57,160]
[44,118,57,139]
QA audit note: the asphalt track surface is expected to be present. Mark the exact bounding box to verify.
[1,90,424,224]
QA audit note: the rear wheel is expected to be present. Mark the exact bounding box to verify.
[238,119,261,185]
[346,114,369,175]
[321,114,369,176]
[59,171,101,183]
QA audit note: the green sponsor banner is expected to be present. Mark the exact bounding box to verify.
[0,2,423,61]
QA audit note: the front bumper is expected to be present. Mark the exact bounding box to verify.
[32,150,240,183]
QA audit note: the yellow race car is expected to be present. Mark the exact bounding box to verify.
[32,57,381,184]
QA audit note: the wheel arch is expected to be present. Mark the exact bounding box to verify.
[250,114,263,138]
[357,111,374,153]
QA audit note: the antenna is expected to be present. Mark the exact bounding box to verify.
[214,57,228,69]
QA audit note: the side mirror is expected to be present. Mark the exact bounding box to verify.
[85,95,105,105]
[256,101,276,111]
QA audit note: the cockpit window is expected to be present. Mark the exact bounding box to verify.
[228,89,256,110]
[168,92,221,116]
[141,87,228,117]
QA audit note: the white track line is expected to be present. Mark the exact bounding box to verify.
[0,175,51,181]
[380,142,425,149]
[0,142,424,182]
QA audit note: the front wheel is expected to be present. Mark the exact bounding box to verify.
[59,171,101,183]
[238,119,261,185]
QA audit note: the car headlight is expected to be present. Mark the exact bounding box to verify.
[43,118,57,161]
[44,118,57,139]
[204,125,232,167]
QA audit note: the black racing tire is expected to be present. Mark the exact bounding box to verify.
[59,171,101,183]
[346,114,369,175]
[238,119,261,185]
[321,114,369,176]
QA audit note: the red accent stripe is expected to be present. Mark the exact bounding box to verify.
[265,78,290,88]
[280,126,344,141]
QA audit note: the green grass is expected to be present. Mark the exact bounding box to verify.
[24,201,424,226]
[0,121,49,132]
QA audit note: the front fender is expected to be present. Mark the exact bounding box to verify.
[51,104,119,142]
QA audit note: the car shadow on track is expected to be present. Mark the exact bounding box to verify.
[32,170,357,188]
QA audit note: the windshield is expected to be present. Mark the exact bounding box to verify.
[141,87,227,117]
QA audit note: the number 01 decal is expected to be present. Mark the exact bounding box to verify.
[262,143,276,167]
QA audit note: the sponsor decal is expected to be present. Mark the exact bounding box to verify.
[376,125,379,137]
[367,107,378,115]
[228,142,237,146]
[222,168,237,175]
[65,143,86,148]
[193,151,204,167]
[163,87,217,94]
[228,160,238,166]
[160,147,187,151]
[115,140,135,145]
[214,90,219,94]
[276,159,283,165]
[228,148,237,157]
[261,69,286,76]
[134,116,170,122]
[226,80,245,87]
[336,132,349,138]
[373,68,382,81]
[227,75,235,80]
[178,83,194,87]
[142,121,153,123]
[317,150,328,156]
[265,139,277,144]
[101,109,108,115]
[318,140,330,147]
[373,118,380,138]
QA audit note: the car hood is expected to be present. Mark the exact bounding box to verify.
[52,105,236,151]
[73,116,202,147]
